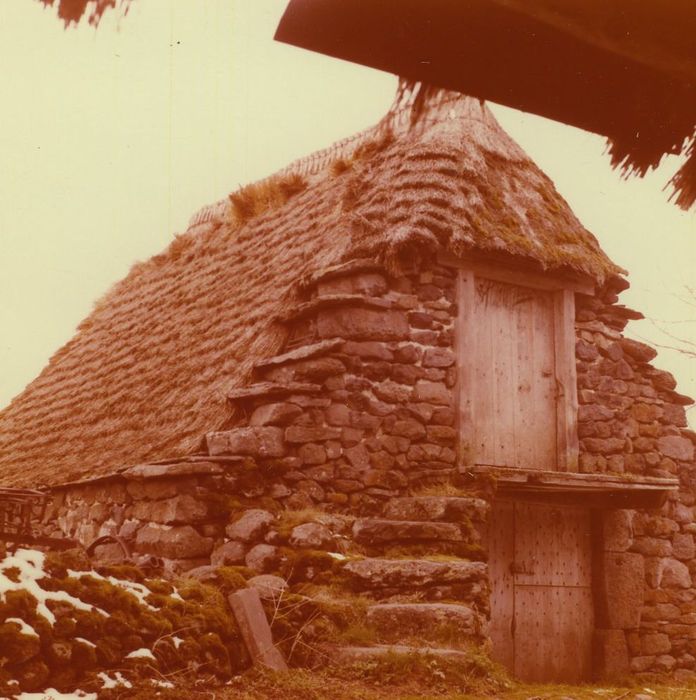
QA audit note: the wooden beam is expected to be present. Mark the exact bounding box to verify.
[554,289,579,472]
[438,252,595,295]
[456,269,476,467]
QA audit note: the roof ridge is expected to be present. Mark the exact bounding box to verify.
[187,91,511,230]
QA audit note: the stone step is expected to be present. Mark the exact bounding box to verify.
[253,338,344,373]
[382,496,489,523]
[277,294,393,324]
[226,381,321,404]
[343,558,486,590]
[366,602,481,640]
[352,518,463,545]
[331,644,470,664]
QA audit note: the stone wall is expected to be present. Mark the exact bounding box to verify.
[576,282,696,681]
[40,259,696,680]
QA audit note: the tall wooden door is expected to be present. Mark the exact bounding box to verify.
[488,501,594,682]
[472,278,557,470]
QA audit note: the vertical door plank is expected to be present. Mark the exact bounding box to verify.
[457,271,476,466]
[474,279,496,465]
[488,500,515,671]
[554,289,579,471]
[532,291,558,470]
[513,290,536,469]
[493,286,515,467]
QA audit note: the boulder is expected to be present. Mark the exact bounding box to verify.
[135,524,213,559]
[245,544,279,573]
[211,541,247,567]
[226,509,275,542]
[289,523,334,549]
[660,558,692,588]
[247,575,288,601]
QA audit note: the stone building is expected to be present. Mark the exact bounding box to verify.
[0,91,694,683]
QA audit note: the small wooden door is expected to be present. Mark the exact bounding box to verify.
[472,277,557,470]
[488,500,594,682]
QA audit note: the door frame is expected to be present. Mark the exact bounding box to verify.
[446,257,582,472]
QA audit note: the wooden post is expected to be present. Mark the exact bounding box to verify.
[228,588,288,671]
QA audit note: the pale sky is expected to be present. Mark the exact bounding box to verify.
[1,1,695,423]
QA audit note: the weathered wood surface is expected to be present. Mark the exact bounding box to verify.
[470,277,557,470]
[488,501,594,682]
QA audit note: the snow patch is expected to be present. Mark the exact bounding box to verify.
[14,689,97,700]
[6,617,38,637]
[0,549,107,624]
[98,671,132,689]
[126,647,156,660]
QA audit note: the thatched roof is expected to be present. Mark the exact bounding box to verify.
[0,92,621,488]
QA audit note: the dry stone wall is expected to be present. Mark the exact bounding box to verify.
[40,260,696,681]
[576,282,696,681]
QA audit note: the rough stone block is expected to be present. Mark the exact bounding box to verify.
[226,509,275,542]
[641,632,671,655]
[352,518,463,545]
[383,496,489,523]
[211,541,247,567]
[593,629,629,680]
[658,436,694,462]
[596,552,644,629]
[245,544,279,573]
[122,461,224,480]
[601,510,634,552]
[344,557,486,589]
[660,557,692,588]
[413,380,452,405]
[289,522,333,549]
[131,495,210,525]
[207,427,285,458]
[317,307,409,342]
[228,588,287,671]
[367,603,478,639]
[284,426,341,443]
[250,403,303,426]
[135,524,213,559]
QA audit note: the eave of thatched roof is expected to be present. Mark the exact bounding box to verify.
[276,0,696,209]
[0,91,622,488]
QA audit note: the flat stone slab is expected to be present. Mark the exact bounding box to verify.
[227,381,322,402]
[366,602,479,637]
[254,338,344,371]
[382,496,489,523]
[352,518,463,545]
[228,588,287,671]
[332,644,470,664]
[343,558,486,588]
[122,461,226,480]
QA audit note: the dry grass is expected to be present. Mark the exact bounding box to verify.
[228,173,308,227]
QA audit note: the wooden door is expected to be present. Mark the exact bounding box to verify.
[488,501,594,682]
[472,278,557,470]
